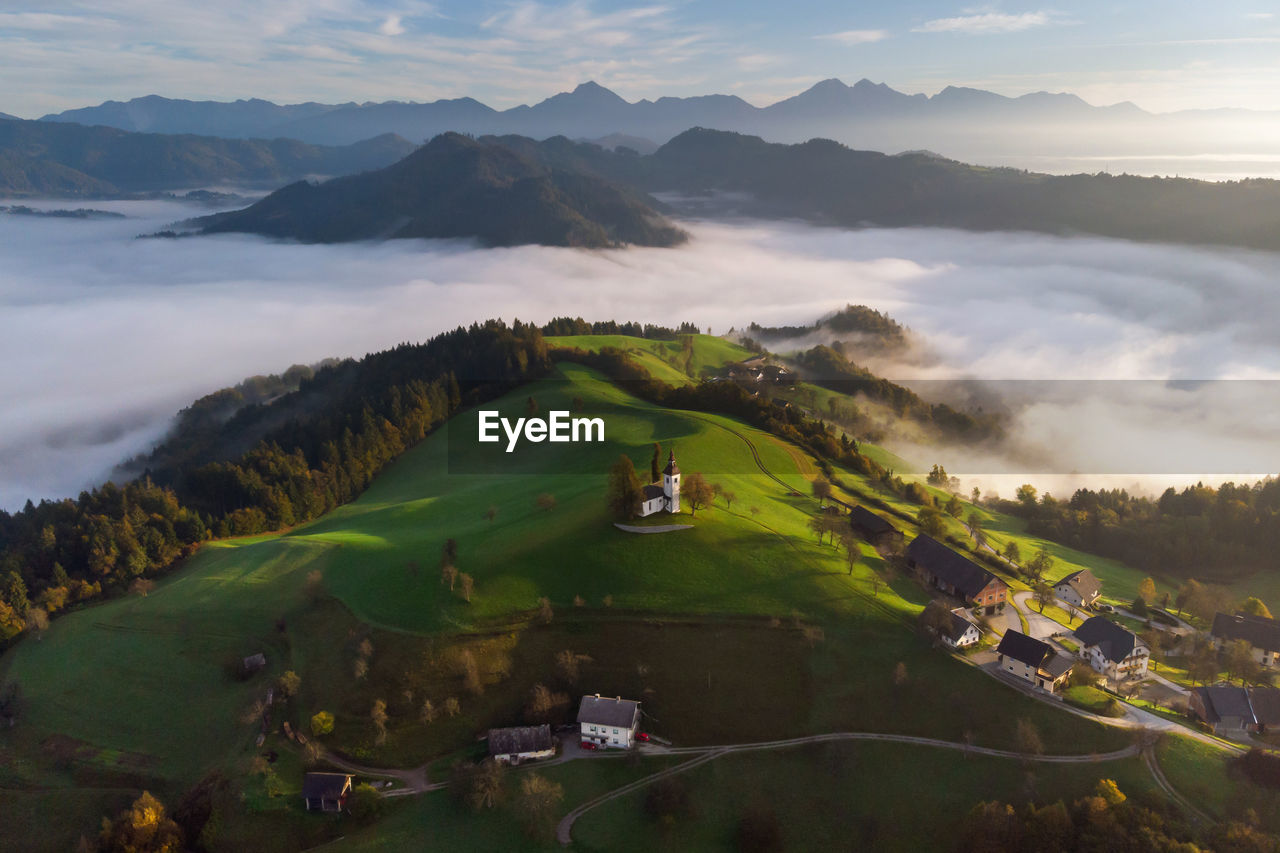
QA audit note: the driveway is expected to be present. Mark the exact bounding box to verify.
[1013,591,1069,641]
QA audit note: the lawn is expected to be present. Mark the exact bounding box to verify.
[1156,734,1280,832]
[1062,686,1123,717]
[572,740,1159,852]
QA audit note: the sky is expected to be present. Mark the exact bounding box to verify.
[3,201,1279,509]
[3,1,1280,118]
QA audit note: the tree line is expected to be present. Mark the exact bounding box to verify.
[0,321,554,642]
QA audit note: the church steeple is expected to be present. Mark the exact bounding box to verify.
[662,450,679,477]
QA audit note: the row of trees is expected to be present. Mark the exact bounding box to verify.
[0,321,555,642]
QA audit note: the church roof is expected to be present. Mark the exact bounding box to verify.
[662,450,680,476]
[641,484,665,501]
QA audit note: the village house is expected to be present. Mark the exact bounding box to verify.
[302,772,352,813]
[906,534,1008,615]
[1053,569,1102,609]
[941,607,981,649]
[996,630,1073,692]
[577,694,641,748]
[487,724,556,765]
[1073,616,1149,683]
[637,451,681,517]
[1211,611,1280,669]
[848,504,904,550]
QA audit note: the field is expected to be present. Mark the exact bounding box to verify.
[0,334,1238,851]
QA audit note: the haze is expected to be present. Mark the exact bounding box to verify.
[2,200,1279,509]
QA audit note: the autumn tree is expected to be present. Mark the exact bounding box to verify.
[451,758,506,811]
[443,696,461,717]
[441,564,458,591]
[1187,641,1220,685]
[722,490,737,510]
[419,699,436,724]
[683,472,714,516]
[517,773,564,840]
[917,507,946,537]
[1026,548,1054,582]
[1138,577,1158,605]
[310,710,335,736]
[459,573,474,603]
[99,791,184,853]
[524,683,569,724]
[1002,541,1021,566]
[1240,597,1273,619]
[371,699,389,746]
[607,455,643,521]
[556,649,584,685]
[1014,719,1043,760]
[538,596,554,624]
[650,443,662,484]
[837,529,861,575]
[811,476,833,506]
[278,670,301,699]
[1033,581,1054,614]
[536,493,557,512]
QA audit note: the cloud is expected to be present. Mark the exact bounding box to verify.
[2,204,1279,508]
[914,11,1055,34]
[379,15,406,35]
[816,29,889,45]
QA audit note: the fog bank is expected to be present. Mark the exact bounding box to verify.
[2,204,1279,509]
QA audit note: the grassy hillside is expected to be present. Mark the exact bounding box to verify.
[547,333,752,383]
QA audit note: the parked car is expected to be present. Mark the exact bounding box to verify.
[1095,603,1114,613]
[636,732,651,742]
[579,741,598,751]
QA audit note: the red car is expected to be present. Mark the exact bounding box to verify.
[579,741,598,751]
[636,732,651,742]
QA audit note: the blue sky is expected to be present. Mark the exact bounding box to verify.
[3,1,1280,116]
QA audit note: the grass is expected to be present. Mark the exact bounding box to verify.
[572,740,1158,852]
[1157,734,1280,831]
[546,333,752,384]
[1062,686,1123,717]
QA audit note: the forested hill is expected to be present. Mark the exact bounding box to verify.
[193,132,687,248]
[493,128,1280,253]
[0,116,417,196]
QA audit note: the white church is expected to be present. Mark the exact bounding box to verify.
[637,451,681,517]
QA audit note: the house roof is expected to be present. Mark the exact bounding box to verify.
[641,483,665,501]
[1055,569,1101,601]
[906,534,1000,599]
[1249,687,1280,727]
[1074,616,1141,663]
[944,609,978,642]
[1194,685,1256,725]
[849,505,898,537]
[1042,652,1074,678]
[1212,612,1280,652]
[488,724,553,756]
[996,630,1053,669]
[662,450,679,477]
[577,695,640,728]
[243,652,266,668]
[302,772,351,799]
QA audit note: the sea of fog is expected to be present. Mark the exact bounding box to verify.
[2,197,1279,510]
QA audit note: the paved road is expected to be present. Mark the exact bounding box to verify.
[555,732,1142,845]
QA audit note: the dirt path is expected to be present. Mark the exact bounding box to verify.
[1143,744,1214,824]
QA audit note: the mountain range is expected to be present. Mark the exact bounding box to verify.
[191,132,686,249]
[26,79,1193,149]
[0,116,417,196]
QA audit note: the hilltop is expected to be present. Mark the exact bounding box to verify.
[192,133,686,248]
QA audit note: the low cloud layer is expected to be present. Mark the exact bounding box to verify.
[2,203,1278,509]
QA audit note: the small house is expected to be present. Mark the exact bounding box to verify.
[849,505,903,550]
[637,451,681,517]
[488,724,556,765]
[577,694,640,749]
[941,608,981,649]
[906,534,1007,614]
[1190,685,1256,734]
[1211,612,1280,669]
[241,653,267,677]
[1053,569,1101,609]
[302,772,352,813]
[1073,617,1149,683]
[996,630,1072,692]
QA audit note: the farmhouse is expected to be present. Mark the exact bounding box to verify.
[488,724,555,765]
[302,772,352,813]
[906,534,1007,614]
[637,450,681,517]
[577,694,641,748]
[941,608,981,649]
[1074,616,1149,683]
[1054,569,1102,609]
[996,630,1073,692]
[1211,611,1280,669]
[848,504,903,549]
[1190,685,1280,735]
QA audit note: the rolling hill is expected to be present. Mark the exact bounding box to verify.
[192,133,687,248]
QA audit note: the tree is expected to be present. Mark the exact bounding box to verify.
[892,661,909,686]
[310,711,335,736]
[1096,778,1126,806]
[1241,597,1274,619]
[371,699,389,746]
[305,568,325,604]
[722,490,737,510]
[944,495,964,518]
[644,776,692,826]
[919,600,955,640]
[99,791,184,853]
[967,512,985,547]
[24,607,48,637]
[524,684,569,724]
[348,783,385,823]
[1187,641,1220,686]
[811,476,832,505]
[837,529,860,574]
[130,578,155,597]
[484,505,498,523]
[1002,540,1021,566]
[451,758,506,812]
[1226,639,1259,685]
[441,564,458,591]
[419,699,436,724]
[1139,630,1167,672]
[1026,548,1054,582]
[1032,581,1053,614]
[1014,719,1043,760]
[917,507,946,537]
[1138,577,1158,605]
[683,472,714,516]
[927,464,949,487]
[278,670,301,699]
[1016,484,1038,507]
[516,773,564,840]
[459,573,474,603]
[607,455,644,521]
[443,696,461,717]
[538,596,553,624]
[650,443,662,484]
[442,537,458,568]
[556,649,583,685]
[536,493,557,512]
